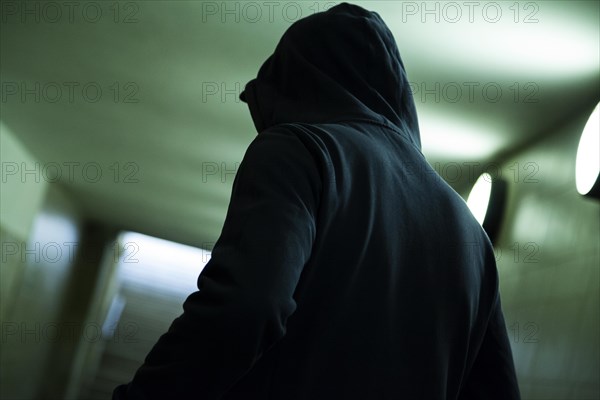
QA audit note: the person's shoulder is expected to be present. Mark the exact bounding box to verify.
[243,124,318,163]
[250,124,307,147]
[260,122,312,138]
[252,123,326,155]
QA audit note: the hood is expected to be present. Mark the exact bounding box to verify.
[240,2,421,149]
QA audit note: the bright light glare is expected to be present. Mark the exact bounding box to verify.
[457,23,598,77]
[467,173,493,225]
[375,1,599,77]
[419,114,505,160]
[116,231,211,295]
[575,103,600,195]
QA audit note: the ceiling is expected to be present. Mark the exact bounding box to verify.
[2,0,599,248]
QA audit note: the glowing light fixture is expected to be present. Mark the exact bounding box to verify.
[467,173,493,224]
[116,231,211,295]
[467,172,507,243]
[575,102,600,198]
[418,113,506,160]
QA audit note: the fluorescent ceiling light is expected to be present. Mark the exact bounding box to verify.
[575,102,600,196]
[116,231,211,295]
[419,113,505,160]
[373,1,599,77]
[455,23,598,77]
[467,173,493,225]
[466,172,507,243]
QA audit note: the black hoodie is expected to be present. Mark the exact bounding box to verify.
[113,3,521,399]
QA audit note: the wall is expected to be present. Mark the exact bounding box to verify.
[492,105,599,399]
[0,122,105,399]
[0,184,82,399]
[0,122,49,319]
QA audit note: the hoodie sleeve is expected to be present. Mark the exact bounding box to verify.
[113,128,321,400]
[459,294,522,400]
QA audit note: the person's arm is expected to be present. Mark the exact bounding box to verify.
[113,128,321,399]
[459,294,522,400]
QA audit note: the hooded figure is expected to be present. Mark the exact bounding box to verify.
[114,3,520,399]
